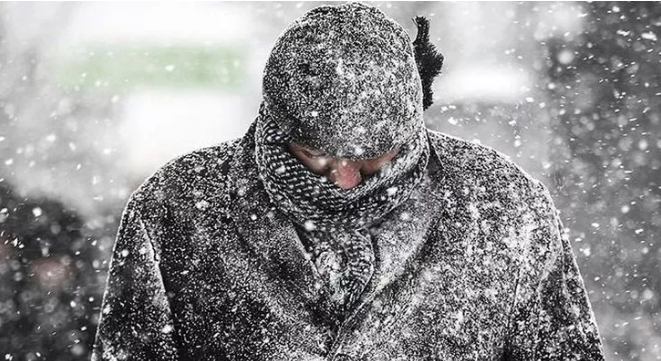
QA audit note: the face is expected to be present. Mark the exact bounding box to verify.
[288,143,400,190]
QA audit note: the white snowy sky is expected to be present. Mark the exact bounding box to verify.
[1,1,585,208]
[40,1,582,176]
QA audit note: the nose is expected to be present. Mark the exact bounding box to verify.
[328,159,362,190]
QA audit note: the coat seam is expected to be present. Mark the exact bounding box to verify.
[134,206,180,355]
[503,262,522,359]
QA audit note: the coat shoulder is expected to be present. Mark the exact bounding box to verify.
[426,129,559,273]
[128,138,243,218]
[427,129,552,206]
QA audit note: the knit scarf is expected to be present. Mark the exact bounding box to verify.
[253,106,430,315]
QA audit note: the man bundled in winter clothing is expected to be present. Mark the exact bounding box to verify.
[92,3,605,360]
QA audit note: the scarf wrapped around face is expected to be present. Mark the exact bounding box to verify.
[253,2,440,317]
[254,106,430,233]
[254,105,430,315]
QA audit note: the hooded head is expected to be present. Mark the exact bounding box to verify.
[262,2,423,160]
[254,2,443,231]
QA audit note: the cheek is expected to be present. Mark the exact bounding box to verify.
[360,162,380,176]
[361,158,389,176]
[361,149,400,175]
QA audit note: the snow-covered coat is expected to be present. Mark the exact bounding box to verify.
[92,122,605,360]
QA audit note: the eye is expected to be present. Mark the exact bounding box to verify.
[303,149,326,158]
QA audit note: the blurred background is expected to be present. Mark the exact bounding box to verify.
[0,2,659,360]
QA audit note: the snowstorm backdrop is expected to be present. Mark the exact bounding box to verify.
[0,2,659,360]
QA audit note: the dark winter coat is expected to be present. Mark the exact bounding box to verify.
[92,122,605,360]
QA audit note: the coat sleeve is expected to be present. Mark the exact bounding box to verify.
[92,196,178,361]
[504,184,606,360]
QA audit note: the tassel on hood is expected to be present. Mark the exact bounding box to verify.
[412,16,444,110]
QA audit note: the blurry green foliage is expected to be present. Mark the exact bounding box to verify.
[54,45,245,90]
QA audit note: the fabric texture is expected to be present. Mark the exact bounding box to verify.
[294,226,375,320]
[254,104,429,317]
[92,2,605,360]
[92,128,606,360]
[262,2,424,159]
[257,2,434,310]
[254,105,430,232]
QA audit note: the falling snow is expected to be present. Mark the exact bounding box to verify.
[0,2,659,361]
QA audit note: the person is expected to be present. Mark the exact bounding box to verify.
[0,181,98,360]
[92,3,605,360]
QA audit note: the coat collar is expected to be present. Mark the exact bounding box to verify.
[226,121,453,326]
[227,122,333,316]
